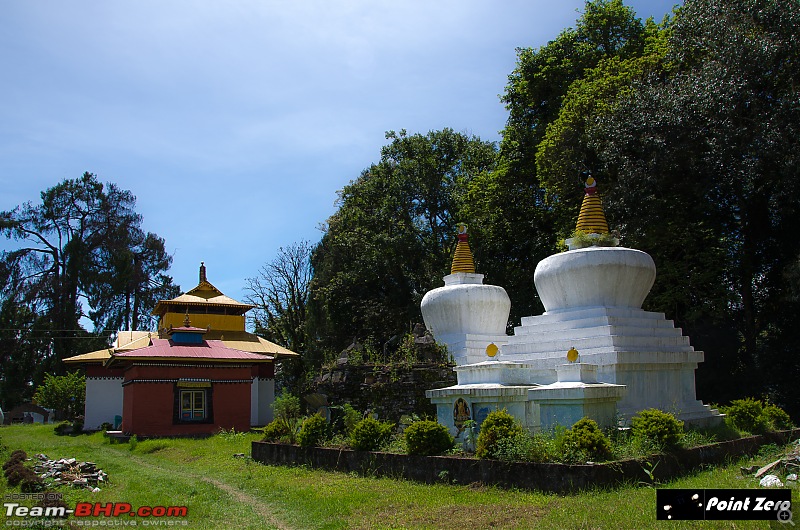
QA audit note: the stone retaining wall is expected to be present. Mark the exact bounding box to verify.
[312,363,456,423]
[252,428,800,493]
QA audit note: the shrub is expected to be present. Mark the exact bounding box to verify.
[272,392,302,421]
[298,414,330,448]
[3,450,27,470]
[493,430,540,462]
[54,421,71,435]
[20,471,45,493]
[100,422,113,431]
[262,420,289,442]
[72,417,84,434]
[350,417,394,452]
[5,463,27,486]
[128,435,138,451]
[763,404,793,431]
[725,398,769,434]
[476,409,524,459]
[404,420,453,456]
[560,417,612,460]
[341,404,361,435]
[631,409,684,448]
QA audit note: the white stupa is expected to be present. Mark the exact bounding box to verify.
[420,224,511,365]
[426,177,722,437]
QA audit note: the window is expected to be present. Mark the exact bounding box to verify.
[180,389,207,421]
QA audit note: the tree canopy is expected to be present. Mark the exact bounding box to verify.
[1,172,178,408]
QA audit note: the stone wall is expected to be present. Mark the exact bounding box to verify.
[252,428,800,493]
[312,363,456,422]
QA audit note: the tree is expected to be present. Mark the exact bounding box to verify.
[245,241,312,393]
[579,0,800,412]
[32,372,86,420]
[308,129,497,354]
[461,0,652,325]
[0,173,179,361]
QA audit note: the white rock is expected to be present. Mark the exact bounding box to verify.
[759,474,784,488]
[786,474,797,481]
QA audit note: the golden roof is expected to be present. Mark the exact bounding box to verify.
[576,176,609,234]
[152,262,254,316]
[451,224,476,274]
[63,348,114,364]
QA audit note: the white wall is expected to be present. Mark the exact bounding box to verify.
[250,377,275,426]
[85,378,123,430]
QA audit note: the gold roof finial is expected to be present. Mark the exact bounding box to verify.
[183,310,191,328]
[451,224,476,274]
[576,175,609,234]
[199,261,207,283]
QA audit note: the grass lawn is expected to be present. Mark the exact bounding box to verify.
[0,424,797,529]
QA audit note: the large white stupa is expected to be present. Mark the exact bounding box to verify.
[426,178,722,437]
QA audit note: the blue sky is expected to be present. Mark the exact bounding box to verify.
[0,1,680,319]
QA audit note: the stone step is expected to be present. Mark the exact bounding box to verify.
[513,322,683,340]
[520,306,666,326]
[515,315,677,335]
[502,334,694,356]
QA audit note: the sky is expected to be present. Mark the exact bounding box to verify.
[0,0,680,320]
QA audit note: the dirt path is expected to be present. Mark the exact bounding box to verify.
[128,454,292,530]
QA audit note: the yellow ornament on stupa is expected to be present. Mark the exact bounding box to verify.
[451,223,476,274]
[486,343,499,358]
[567,347,579,363]
[576,176,609,234]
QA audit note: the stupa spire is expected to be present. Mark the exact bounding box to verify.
[575,175,609,234]
[450,224,476,274]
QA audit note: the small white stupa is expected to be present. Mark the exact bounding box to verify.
[420,224,511,365]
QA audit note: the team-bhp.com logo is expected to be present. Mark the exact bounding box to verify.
[5,500,188,526]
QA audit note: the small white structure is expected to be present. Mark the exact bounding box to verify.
[426,179,722,439]
[421,225,511,365]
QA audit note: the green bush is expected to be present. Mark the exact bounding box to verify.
[476,409,524,459]
[341,404,361,435]
[494,431,535,462]
[72,417,84,434]
[725,398,769,434]
[763,404,793,431]
[350,417,394,452]
[261,420,288,442]
[631,409,684,448]
[560,417,612,460]
[298,414,330,448]
[272,392,302,421]
[54,421,71,435]
[404,420,453,456]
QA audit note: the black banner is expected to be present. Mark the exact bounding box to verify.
[656,489,793,521]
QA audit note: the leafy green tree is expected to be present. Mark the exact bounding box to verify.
[582,0,800,412]
[1,173,179,358]
[466,0,649,323]
[32,372,86,419]
[308,129,497,354]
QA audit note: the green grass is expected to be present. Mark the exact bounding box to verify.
[0,424,798,529]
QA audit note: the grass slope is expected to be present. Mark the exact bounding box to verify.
[0,424,797,529]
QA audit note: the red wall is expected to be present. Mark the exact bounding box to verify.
[121,364,253,437]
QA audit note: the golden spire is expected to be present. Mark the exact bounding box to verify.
[199,261,207,283]
[451,224,476,274]
[576,176,609,234]
[183,310,191,328]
